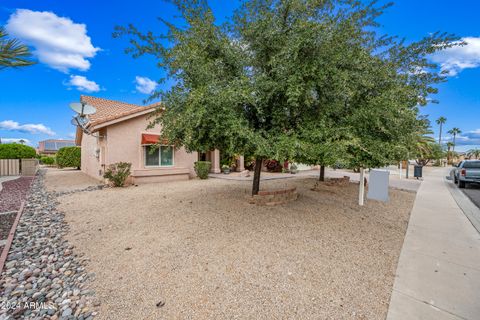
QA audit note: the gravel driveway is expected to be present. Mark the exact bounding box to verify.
[55,171,415,320]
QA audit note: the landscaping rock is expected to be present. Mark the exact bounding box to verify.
[239,170,250,177]
[0,170,98,319]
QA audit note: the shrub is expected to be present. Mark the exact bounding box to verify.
[103,162,132,187]
[194,161,211,179]
[0,143,36,159]
[56,146,81,169]
[41,156,55,165]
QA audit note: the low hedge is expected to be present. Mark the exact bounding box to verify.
[0,143,36,159]
[194,161,211,179]
[41,156,55,165]
[56,146,81,169]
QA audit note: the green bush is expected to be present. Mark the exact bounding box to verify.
[0,143,36,159]
[103,162,131,187]
[194,161,211,179]
[41,156,55,165]
[56,146,81,169]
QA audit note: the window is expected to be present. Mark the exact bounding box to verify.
[145,145,174,167]
[464,161,480,168]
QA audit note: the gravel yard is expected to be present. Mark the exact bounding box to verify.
[56,171,415,320]
[44,168,102,194]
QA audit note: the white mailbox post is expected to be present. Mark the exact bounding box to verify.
[367,169,390,202]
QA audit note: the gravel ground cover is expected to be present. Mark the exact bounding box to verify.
[0,213,16,241]
[0,171,99,320]
[0,177,34,213]
[44,168,101,194]
[57,173,415,320]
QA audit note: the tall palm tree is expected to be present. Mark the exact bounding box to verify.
[447,127,461,152]
[436,116,447,144]
[0,27,35,70]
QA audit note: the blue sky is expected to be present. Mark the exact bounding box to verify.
[0,0,479,151]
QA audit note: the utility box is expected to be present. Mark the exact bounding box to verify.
[414,165,423,178]
[367,169,389,202]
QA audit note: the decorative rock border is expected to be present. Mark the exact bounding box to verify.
[248,187,298,206]
[0,202,25,276]
[0,170,99,319]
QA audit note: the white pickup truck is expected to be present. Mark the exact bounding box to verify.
[451,160,480,188]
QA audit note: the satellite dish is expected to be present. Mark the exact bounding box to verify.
[71,116,91,134]
[70,102,96,116]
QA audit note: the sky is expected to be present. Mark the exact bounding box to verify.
[0,0,479,152]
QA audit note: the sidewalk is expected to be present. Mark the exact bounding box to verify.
[387,167,480,320]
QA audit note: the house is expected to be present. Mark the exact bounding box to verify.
[75,95,223,184]
[37,139,76,155]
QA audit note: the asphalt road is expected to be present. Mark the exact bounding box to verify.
[462,183,480,209]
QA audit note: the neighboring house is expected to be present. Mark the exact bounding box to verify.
[75,95,222,184]
[38,139,76,155]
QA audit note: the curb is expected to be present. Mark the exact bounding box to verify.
[445,177,480,233]
[0,201,25,273]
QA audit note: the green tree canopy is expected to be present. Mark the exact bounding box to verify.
[0,143,36,159]
[115,0,458,194]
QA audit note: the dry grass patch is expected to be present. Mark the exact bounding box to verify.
[57,177,414,320]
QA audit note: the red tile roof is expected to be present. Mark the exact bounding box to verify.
[80,95,159,128]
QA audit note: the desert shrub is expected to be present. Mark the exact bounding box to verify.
[41,156,55,165]
[56,146,81,169]
[194,161,211,179]
[103,162,131,187]
[0,143,36,159]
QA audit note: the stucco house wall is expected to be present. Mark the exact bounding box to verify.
[81,132,102,180]
[75,95,222,184]
[80,112,199,184]
[105,114,198,183]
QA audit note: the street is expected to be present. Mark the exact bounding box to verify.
[462,183,480,209]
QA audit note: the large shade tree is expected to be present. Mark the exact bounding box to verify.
[115,0,458,195]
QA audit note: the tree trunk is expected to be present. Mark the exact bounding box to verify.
[438,123,442,144]
[252,158,263,196]
[319,165,325,181]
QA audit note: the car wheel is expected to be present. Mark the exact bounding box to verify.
[458,180,466,188]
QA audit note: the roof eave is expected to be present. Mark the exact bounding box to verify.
[90,108,156,132]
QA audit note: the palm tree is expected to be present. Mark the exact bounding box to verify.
[467,149,480,159]
[436,116,447,144]
[447,127,461,152]
[0,27,35,70]
[446,142,454,164]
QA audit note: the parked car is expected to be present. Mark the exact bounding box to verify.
[450,160,480,188]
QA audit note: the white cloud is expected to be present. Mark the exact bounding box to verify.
[135,76,157,94]
[67,132,76,138]
[1,138,31,145]
[0,120,55,135]
[444,129,480,146]
[5,9,100,72]
[431,37,480,76]
[66,75,100,92]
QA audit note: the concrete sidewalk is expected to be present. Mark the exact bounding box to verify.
[387,168,480,320]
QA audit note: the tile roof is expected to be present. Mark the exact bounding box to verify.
[80,95,158,128]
